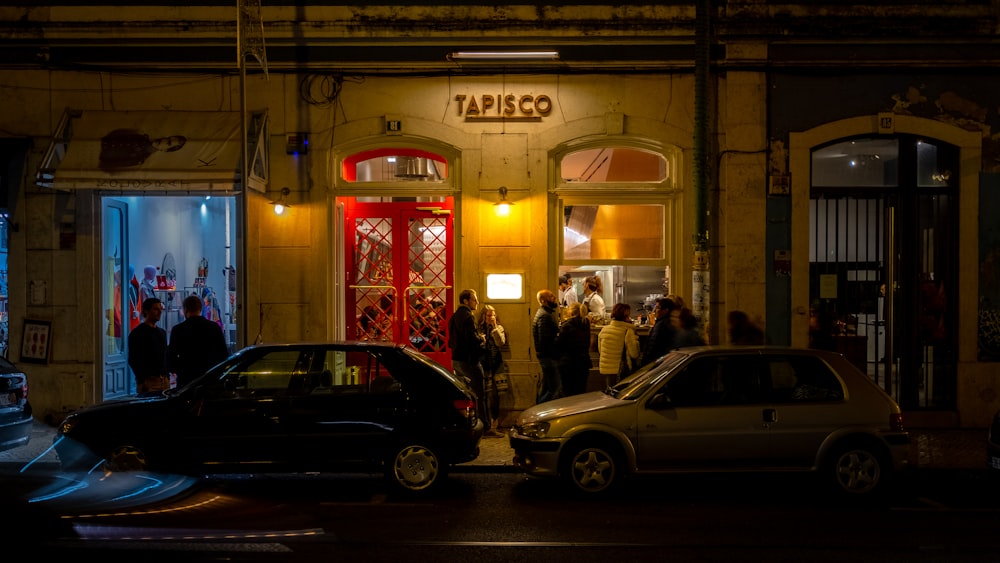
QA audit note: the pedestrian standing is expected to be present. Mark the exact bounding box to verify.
[532,289,563,403]
[448,289,489,429]
[597,303,640,388]
[128,297,170,394]
[673,307,707,348]
[476,304,507,435]
[168,294,229,388]
[641,297,678,365]
[557,302,593,396]
[728,310,766,344]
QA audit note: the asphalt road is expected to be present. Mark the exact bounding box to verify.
[8,467,1000,562]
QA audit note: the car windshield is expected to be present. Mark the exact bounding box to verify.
[168,348,252,395]
[609,351,690,400]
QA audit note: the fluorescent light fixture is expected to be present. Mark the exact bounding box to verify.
[449,50,559,61]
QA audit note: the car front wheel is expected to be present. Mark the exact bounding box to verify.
[105,444,150,473]
[387,443,444,494]
[562,442,620,495]
[827,442,887,497]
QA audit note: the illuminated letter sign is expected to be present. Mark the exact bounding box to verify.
[454,93,553,122]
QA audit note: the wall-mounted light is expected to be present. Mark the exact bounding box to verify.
[493,186,514,217]
[270,187,291,215]
[448,50,559,62]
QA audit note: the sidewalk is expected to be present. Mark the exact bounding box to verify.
[0,419,988,473]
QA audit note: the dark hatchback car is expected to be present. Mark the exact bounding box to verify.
[55,342,483,493]
[0,357,32,452]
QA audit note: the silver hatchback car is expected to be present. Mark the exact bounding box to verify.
[510,346,909,497]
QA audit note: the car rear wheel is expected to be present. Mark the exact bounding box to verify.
[562,441,621,495]
[105,445,150,473]
[827,442,888,497]
[387,443,444,494]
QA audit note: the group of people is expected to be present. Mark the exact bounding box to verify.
[448,289,509,437]
[534,284,712,403]
[127,293,228,394]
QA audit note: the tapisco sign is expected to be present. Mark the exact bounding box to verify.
[454,93,553,122]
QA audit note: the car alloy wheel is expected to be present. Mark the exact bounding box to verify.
[105,445,149,472]
[389,443,442,493]
[830,445,883,495]
[564,444,618,494]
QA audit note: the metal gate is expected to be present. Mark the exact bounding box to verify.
[809,135,957,410]
[343,198,454,368]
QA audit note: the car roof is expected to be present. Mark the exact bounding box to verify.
[241,341,405,351]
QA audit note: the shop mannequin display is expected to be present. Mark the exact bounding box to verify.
[128,264,141,330]
[139,265,157,304]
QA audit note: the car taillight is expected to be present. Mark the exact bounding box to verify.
[453,398,476,421]
[890,412,904,432]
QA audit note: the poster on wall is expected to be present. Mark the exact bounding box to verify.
[21,319,51,364]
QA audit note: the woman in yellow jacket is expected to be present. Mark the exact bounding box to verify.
[597,302,640,387]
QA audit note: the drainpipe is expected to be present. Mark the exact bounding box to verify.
[692,0,712,337]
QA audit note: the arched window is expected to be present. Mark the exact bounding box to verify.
[560,147,667,183]
[342,148,448,183]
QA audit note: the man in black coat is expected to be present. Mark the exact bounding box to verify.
[168,294,229,388]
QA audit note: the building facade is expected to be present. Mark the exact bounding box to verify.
[1,2,998,427]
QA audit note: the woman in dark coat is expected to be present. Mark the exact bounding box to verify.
[557,303,594,396]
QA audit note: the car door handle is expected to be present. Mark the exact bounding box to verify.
[762,408,777,425]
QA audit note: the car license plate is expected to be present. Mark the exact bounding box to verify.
[991,455,1000,470]
[0,393,11,407]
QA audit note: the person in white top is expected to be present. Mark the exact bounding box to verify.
[558,274,578,307]
[582,276,605,317]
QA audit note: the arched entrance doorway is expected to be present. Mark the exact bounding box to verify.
[808,135,957,409]
[790,114,981,415]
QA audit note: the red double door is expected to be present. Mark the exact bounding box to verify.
[343,198,455,369]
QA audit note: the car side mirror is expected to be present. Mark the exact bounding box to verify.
[647,391,672,410]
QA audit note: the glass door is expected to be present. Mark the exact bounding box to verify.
[102,198,132,398]
[809,136,957,410]
[344,198,454,368]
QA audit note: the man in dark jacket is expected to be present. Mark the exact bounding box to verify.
[532,289,563,403]
[641,297,678,366]
[128,297,169,394]
[448,289,493,434]
[168,294,229,388]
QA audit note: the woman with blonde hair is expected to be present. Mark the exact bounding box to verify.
[476,304,507,436]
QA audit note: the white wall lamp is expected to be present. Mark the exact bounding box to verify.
[448,50,559,62]
[493,186,514,217]
[271,187,291,215]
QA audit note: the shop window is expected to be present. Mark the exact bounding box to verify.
[556,144,675,319]
[342,148,448,183]
[563,204,664,261]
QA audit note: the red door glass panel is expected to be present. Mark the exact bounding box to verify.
[344,198,454,369]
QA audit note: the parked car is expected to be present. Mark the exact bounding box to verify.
[510,346,909,498]
[0,357,32,452]
[55,342,483,494]
[988,409,1000,471]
